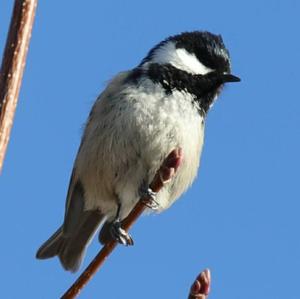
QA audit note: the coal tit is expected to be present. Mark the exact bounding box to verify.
[36,31,240,272]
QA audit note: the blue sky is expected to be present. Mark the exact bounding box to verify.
[1,1,300,298]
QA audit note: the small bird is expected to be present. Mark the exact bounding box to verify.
[36,31,240,272]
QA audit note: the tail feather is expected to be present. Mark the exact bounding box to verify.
[36,211,104,272]
[36,227,64,259]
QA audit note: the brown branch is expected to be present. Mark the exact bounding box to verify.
[61,148,183,299]
[188,269,211,299]
[0,0,38,173]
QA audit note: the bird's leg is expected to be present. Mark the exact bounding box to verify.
[139,183,159,210]
[110,203,134,246]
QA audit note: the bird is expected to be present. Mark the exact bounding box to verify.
[36,31,240,272]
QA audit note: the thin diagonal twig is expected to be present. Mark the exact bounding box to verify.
[61,148,183,299]
[0,0,38,173]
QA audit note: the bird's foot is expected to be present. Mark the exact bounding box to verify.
[140,186,160,210]
[110,219,134,246]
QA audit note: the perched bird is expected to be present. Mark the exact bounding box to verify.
[36,31,240,272]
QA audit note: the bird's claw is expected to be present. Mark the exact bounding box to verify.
[110,219,134,246]
[140,187,160,210]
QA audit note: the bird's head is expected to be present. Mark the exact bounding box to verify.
[140,31,240,113]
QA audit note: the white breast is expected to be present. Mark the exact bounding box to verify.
[119,78,205,210]
[77,74,205,217]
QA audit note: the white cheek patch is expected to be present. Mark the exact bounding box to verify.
[176,48,213,75]
[145,41,213,75]
[148,42,178,66]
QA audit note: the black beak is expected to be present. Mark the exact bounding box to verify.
[221,73,241,83]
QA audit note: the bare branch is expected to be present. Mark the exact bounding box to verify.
[61,148,183,299]
[0,0,38,173]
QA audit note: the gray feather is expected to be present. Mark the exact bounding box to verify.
[36,178,104,272]
[58,210,104,272]
[98,221,113,245]
[36,226,64,259]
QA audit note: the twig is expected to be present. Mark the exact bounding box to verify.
[188,269,211,299]
[0,0,37,173]
[61,148,183,299]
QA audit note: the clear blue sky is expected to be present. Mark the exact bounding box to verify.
[1,1,299,298]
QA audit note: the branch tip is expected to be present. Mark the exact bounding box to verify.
[188,268,211,299]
